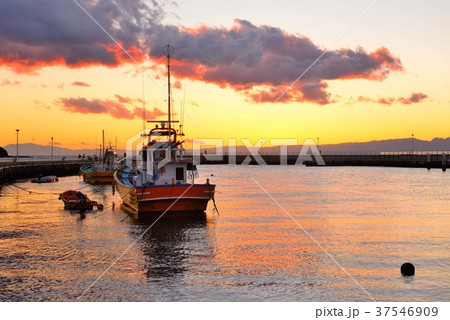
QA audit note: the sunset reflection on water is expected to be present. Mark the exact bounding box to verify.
[0,166,449,301]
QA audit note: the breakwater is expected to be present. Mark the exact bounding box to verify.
[195,153,449,170]
[305,153,448,170]
[0,159,90,184]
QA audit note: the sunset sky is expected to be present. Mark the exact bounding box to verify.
[0,0,449,150]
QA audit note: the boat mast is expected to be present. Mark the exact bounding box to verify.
[166,44,174,142]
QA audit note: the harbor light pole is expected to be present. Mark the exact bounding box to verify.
[15,129,20,160]
[51,136,54,160]
[411,133,414,154]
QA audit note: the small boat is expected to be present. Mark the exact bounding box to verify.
[58,190,104,211]
[31,175,59,183]
[80,143,117,185]
[114,45,216,217]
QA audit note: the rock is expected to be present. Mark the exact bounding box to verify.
[0,146,8,158]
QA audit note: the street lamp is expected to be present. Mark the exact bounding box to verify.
[411,134,414,154]
[51,136,54,160]
[317,137,320,151]
[15,129,20,160]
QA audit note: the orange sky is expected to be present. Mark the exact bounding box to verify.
[0,0,449,150]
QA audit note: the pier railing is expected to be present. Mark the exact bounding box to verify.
[0,158,91,184]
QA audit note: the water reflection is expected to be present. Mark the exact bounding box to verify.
[0,168,449,301]
[129,213,210,279]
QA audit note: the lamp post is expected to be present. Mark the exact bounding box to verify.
[15,129,20,160]
[317,137,320,151]
[51,136,54,160]
[411,134,414,154]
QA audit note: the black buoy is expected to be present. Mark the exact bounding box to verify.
[401,262,415,276]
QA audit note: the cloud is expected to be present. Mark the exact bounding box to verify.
[0,1,403,104]
[377,97,396,105]
[59,95,166,120]
[33,99,51,110]
[1,79,20,86]
[72,81,90,87]
[134,106,167,119]
[173,80,182,89]
[349,92,428,106]
[377,92,428,105]
[398,92,428,105]
[147,20,402,104]
[0,0,160,73]
[114,94,133,104]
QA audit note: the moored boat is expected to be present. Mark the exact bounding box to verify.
[80,145,117,185]
[114,45,216,217]
[58,190,104,211]
[31,175,59,183]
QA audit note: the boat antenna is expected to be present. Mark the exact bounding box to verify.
[166,44,174,142]
[142,70,146,130]
[181,79,186,135]
[102,129,105,159]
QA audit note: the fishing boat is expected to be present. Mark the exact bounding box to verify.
[80,138,117,185]
[114,45,216,216]
[58,190,104,211]
[31,175,58,183]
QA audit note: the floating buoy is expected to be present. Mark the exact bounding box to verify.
[401,262,415,276]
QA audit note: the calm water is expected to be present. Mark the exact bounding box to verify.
[0,166,449,301]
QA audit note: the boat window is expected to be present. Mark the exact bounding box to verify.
[142,149,147,161]
[176,167,184,181]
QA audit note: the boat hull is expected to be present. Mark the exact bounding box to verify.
[31,175,58,183]
[58,190,103,211]
[115,173,215,216]
[80,170,114,185]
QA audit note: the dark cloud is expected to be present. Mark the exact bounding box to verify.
[59,95,166,120]
[146,20,402,104]
[0,1,403,104]
[398,92,428,104]
[60,97,131,118]
[0,0,161,73]
[377,92,428,105]
[351,92,428,106]
[72,81,90,87]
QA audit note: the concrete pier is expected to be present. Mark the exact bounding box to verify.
[0,159,90,184]
[194,153,449,168]
[305,153,449,168]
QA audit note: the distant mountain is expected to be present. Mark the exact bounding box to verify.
[3,143,125,157]
[314,137,450,153]
[2,137,450,156]
[206,137,450,154]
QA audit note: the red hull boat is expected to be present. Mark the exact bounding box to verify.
[114,45,216,217]
[58,190,104,211]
